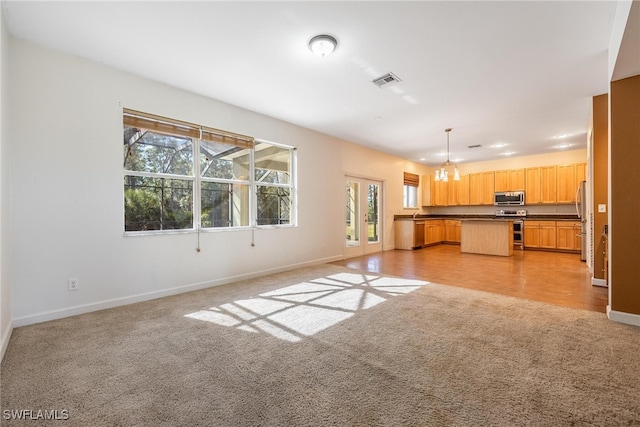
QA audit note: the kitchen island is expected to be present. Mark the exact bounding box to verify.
[460,219,514,256]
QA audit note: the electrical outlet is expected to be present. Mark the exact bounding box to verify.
[598,204,606,213]
[68,278,79,291]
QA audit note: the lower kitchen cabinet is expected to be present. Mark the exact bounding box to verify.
[424,220,444,245]
[394,220,425,250]
[556,221,581,251]
[524,220,581,252]
[443,220,461,243]
[524,221,557,249]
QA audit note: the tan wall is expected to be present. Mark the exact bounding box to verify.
[610,74,640,315]
[592,94,608,279]
[453,149,586,176]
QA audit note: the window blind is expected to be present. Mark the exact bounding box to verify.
[403,172,420,187]
[123,109,254,149]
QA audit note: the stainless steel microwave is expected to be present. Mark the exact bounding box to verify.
[494,191,525,206]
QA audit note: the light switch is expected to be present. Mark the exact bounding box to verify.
[598,204,606,213]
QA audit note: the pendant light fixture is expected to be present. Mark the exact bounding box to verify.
[434,128,460,182]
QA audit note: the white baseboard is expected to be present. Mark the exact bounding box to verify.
[591,277,608,287]
[0,320,13,364]
[12,255,343,328]
[607,306,640,327]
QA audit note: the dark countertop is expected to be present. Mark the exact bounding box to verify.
[395,214,580,221]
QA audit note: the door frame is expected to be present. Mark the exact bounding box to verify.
[344,175,384,259]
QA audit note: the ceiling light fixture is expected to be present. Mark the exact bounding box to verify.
[434,128,460,182]
[308,34,337,58]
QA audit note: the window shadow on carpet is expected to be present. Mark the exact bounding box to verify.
[184,272,429,342]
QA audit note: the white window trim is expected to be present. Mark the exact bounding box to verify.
[124,131,297,235]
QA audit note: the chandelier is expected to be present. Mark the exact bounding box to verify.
[434,128,460,182]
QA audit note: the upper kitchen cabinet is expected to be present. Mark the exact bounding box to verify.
[446,174,470,206]
[494,169,525,192]
[557,164,576,203]
[433,179,448,206]
[422,174,469,206]
[525,167,541,204]
[469,172,495,205]
[557,162,587,204]
[526,166,556,204]
[421,174,432,206]
[576,162,586,184]
[457,174,470,206]
[422,174,447,206]
[540,166,557,203]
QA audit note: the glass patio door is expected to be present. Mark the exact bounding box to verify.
[345,177,383,258]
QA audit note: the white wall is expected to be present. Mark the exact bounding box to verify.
[0,2,12,361]
[7,38,428,326]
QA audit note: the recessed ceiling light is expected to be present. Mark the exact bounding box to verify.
[491,143,508,148]
[308,34,338,58]
[554,143,573,149]
[500,151,516,156]
[553,134,570,139]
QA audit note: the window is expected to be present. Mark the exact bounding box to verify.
[403,172,419,208]
[199,132,252,228]
[123,124,195,231]
[255,141,294,225]
[123,110,296,233]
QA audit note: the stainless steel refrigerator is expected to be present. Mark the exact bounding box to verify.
[575,180,587,261]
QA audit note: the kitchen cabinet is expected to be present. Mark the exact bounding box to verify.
[494,169,525,192]
[525,166,557,204]
[540,166,557,204]
[457,174,470,206]
[394,220,425,250]
[422,174,469,207]
[433,179,447,206]
[557,163,587,204]
[524,220,556,249]
[424,220,444,245]
[446,174,470,206]
[525,167,541,204]
[421,175,447,206]
[556,164,576,203]
[469,172,495,205]
[556,221,581,251]
[443,220,461,243]
[425,161,585,207]
[575,162,586,203]
[447,178,458,206]
[421,175,433,206]
[575,162,586,185]
[461,220,513,256]
[525,166,558,205]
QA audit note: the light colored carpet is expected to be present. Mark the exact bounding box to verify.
[2,264,640,426]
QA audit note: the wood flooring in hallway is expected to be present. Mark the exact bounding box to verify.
[331,244,608,313]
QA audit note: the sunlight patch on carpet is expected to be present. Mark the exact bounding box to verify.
[185,272,429,342]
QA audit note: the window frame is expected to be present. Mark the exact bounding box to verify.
[123,110,297,235]
[253,139,297,228]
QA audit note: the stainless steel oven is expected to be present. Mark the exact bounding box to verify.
[512,220,524,250]
[495,209,526,250]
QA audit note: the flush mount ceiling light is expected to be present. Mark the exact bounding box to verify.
[434,128,460,182]
[309,34,337,58]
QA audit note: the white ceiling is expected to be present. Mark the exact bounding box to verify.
[2,1,631,166]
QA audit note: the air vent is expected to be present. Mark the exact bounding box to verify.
[372,72,402,88]
[468,144,482,149]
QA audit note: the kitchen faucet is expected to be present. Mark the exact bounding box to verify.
[413,211,419,219]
